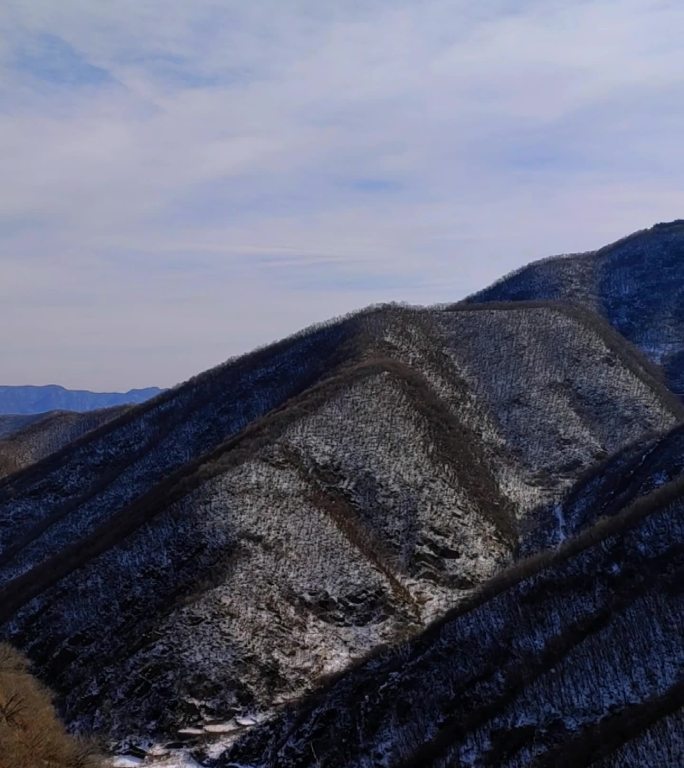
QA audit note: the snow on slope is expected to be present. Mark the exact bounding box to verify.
[468,219,684,398]
[0,302,678,755]
[522,420,684,555]
[222,475,684,768]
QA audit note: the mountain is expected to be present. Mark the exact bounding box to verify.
[0,407,128,479]
[0,384,163,415]
[521,420,684,556]
[224,446,684,767]
[0,223,683,766]
[0,414,45,439]
[0,300,679,753]
[467,220,684,397]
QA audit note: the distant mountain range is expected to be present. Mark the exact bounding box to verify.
[0,222,682,767]
[0,384,163,415]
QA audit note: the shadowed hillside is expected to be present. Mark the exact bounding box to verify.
[0,415,44,440]
[0,407,128,479]
[522,420,684,555]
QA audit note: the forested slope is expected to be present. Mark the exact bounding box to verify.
[223,472,684,768]
[0,302,678,751]
[468,220,684,397]
[523,420,684,555]
[0,407,127,479]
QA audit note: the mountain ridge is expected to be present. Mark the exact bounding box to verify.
[467,219,684,396]
[0,384,163,415]
[0,224,683,766]
[0,299,678,750]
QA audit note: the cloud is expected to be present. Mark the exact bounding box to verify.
[1,0,684,388]
[12,33,112,87]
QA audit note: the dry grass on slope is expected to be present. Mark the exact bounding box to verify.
[0,644,102,768]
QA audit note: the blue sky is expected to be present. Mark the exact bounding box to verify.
[2,0,684,389]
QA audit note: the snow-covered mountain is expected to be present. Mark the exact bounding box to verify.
[0,223,683,767]
[0,384,162,415]
[468,220,684,397]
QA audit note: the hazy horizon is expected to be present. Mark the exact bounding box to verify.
[3,1,684,389]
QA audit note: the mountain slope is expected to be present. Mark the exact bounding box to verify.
[1,302,677,586]
[2,358,511,740]
[0,302,679,749]
[0,385,163,414]
[0,407,128,479]
[522,420,684,555]
[0,317,358,581]
[467,220,684,397]
[223,470,684,768]
[0,415,44,439]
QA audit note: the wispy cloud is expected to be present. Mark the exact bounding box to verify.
[1,0,684,388]
[12,33,112,87]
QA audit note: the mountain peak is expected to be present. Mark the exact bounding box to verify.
[468,223,684,395]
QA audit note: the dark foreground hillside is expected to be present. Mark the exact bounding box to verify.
[468,220,684,396]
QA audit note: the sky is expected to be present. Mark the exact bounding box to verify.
[2,0,684,390]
